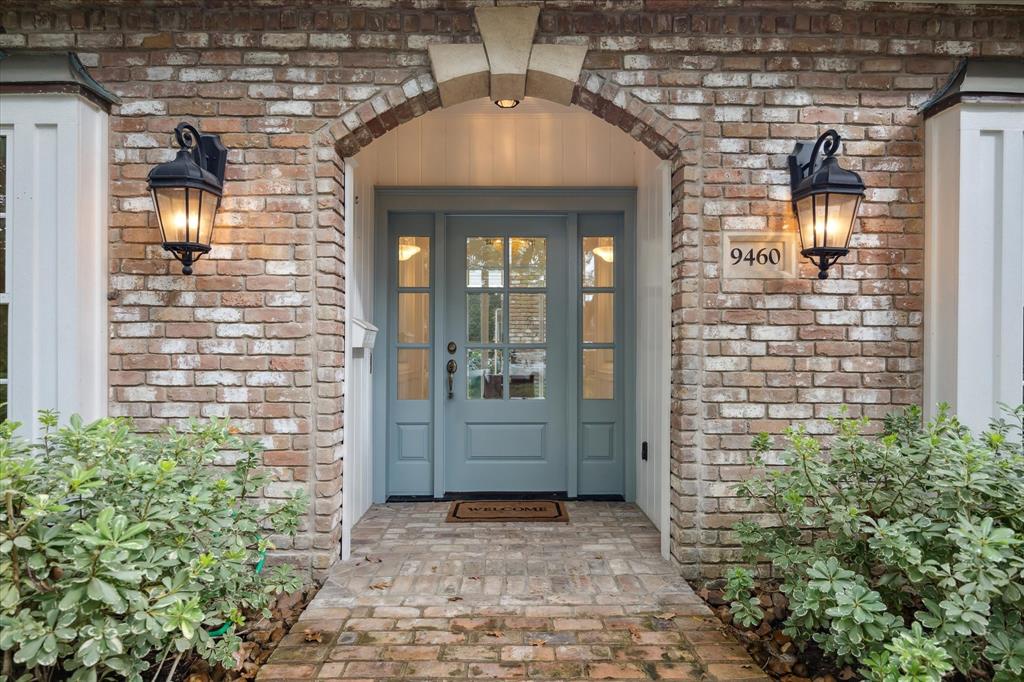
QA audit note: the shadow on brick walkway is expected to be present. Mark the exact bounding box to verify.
[260,501,766,681]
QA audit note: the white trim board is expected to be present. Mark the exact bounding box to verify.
[0,93,109,436]
[924,101,1024,431]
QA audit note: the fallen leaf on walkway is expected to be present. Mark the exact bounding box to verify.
[656,612,676,620]
[484,630,503,638]
[467,576,480,581]
[365,555,382,563]
[628,626,643,642]
[302,629,323,643]
[368,582,390,590]
[447,596,463,602]
[529,639,547,647]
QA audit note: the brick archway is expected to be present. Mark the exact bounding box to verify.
[309,71,702,577]
[318,70,687,162]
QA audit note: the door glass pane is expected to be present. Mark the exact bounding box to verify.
[509,349,545,399]
[583,236,614,287]
[582,348,613,400]
[397,292,430,343]
[398,236,430,287]
[467,348,503,400]
[467,293,504,344]
[508,293,545,344]
[397,348,430,400]
[510,237,546,287]
[582,293,614,343]
[466,237,504,288]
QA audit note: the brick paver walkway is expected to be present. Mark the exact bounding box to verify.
[259,502,767,681]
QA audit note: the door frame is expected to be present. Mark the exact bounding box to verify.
[372,188,637,502]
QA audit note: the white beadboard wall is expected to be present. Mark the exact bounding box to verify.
[633,153,672,549]
[345,98,671,556]
[357,98,639,187]
[341,155,378,560]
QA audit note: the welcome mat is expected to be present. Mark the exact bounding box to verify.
[446,500,569,523]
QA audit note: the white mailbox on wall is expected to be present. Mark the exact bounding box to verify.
[350,318,379,351]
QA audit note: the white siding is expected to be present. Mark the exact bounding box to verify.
[1,94,109,437]
[341,155,378,559]
[924,102,1024,431]
[634,154,672,555]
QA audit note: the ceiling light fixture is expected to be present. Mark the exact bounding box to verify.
[593,245,614,263]
[398,244,422,261]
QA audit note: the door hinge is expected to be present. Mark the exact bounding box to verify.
[641,441,648,462]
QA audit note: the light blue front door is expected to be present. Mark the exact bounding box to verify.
[443,216,568,492]
[377,191,634,501]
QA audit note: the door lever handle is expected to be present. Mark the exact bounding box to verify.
[446,359,458,399]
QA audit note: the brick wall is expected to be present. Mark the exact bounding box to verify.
[3,0,1020,577]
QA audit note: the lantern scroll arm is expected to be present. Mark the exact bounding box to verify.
[788,129,841,192]
[174,121,227,188]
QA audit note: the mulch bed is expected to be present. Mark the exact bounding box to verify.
[690,578,859,682]
[177,582,321,682]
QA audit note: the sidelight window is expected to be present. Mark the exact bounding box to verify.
[581,236,614,399]
[396,236,431,400]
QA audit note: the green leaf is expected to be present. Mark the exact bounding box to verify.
[58,585,85,611]
[87,577,126,613]
[0,583,19,609]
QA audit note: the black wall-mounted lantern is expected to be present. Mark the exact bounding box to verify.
[788,130,865,279]
[147,122,227,274]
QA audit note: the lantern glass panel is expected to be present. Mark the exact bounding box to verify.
[153,186,218,246]
[796,192,859,251]
[198,188,218,245]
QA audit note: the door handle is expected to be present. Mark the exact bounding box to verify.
[446,359,458,399]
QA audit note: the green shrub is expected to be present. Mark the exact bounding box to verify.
[0,412,307,682]
[730,405,1024,682]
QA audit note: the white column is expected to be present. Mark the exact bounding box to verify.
[925,102,1024,431]
[1,94,109,437]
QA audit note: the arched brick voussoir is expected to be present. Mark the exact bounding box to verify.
[321,70,686,163]
[320,73,443,158]
[572,70,685,162]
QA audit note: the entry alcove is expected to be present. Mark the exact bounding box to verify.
[341,97,672,561]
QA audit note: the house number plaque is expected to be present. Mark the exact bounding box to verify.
[721,232,798,279]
